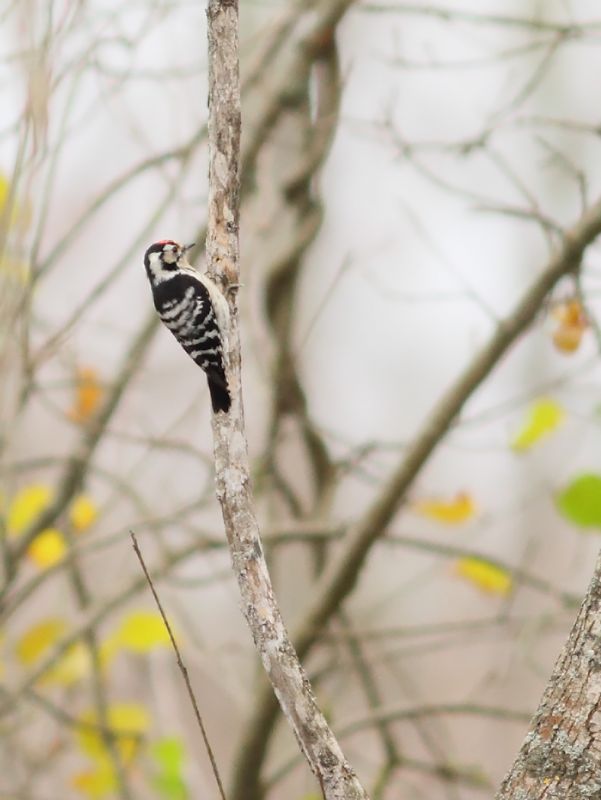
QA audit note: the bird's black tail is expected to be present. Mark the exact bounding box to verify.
[207,368,231,413]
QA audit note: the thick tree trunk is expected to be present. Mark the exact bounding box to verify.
[496,551,601,799]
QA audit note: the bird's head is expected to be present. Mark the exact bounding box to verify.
[144,240,195,282]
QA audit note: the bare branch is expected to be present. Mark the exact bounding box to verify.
[361,4,601,34]
[295,193,601,657]
[233,190,601,799]
[1,0,360,610]
[206,0,368,797]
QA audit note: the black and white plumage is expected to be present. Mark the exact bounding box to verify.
[144,240,231,413]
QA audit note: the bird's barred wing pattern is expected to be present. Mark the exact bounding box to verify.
[153,274,231,412]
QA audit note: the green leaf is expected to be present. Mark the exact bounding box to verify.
[151,738,187,800]
[556,474,601,529]
[152,773,187,800]
[151,738,184,775]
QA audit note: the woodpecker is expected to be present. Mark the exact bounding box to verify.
[144,240,231,413]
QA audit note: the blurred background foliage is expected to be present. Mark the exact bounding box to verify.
[3,1,601,798]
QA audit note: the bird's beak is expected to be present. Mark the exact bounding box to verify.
[182,242,196,254]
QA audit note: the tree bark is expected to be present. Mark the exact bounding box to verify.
[205,2,369,797]
[496,551,601,799]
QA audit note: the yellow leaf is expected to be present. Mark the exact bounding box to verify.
[68,368,102,424]
[455,558,512,596]
[69,495,99,532]
[77,704,150,764]
[114,611,172,654]
[7,484,52,537]
[413,492,476,524]
[43,642,90,687]
[72,766,116,798]
[551,300,588,354]
[0,172,7,208]
[15,618,90,685]
[27,528,66,567]
[511,398,565,452]
[15,618,67,665]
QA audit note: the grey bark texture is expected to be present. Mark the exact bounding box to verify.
[205,1,369,798]
[496,551,601,800]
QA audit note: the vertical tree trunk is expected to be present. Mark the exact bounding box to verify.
[205,2,369,797]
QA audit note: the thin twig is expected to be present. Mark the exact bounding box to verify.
[63,525,133,800]
[0,539,206,715]
[360,3,601,34]
[337,611,399,799]
[268,702,532,789]
[129,530,227,800]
